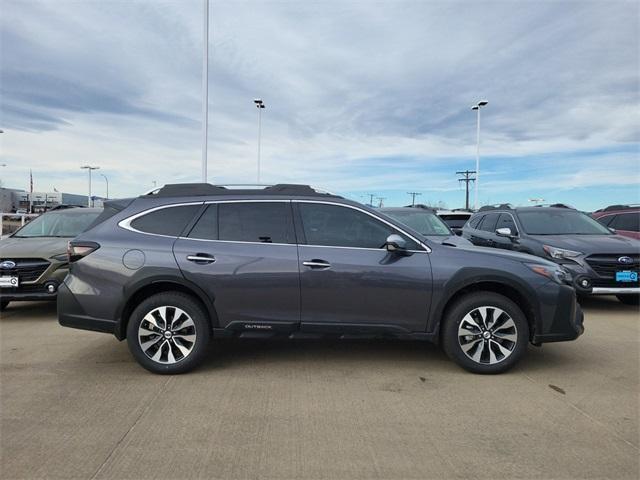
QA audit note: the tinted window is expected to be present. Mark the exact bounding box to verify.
[188,204,218,240]
[218,202,294,243]
[131,205,200,236]
[518,210,612,235]
[383,210,451,236]
[479,213,499,232]
[299,203,419,249]
[468,215,483,229]
[596,215,616,227]
[496,213,518,234]
[611,212,640,232]
[13,210,101,238]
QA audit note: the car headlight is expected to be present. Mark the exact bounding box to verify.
[525,263,572,285]
[50,253,68,262]
[543,245,582,260]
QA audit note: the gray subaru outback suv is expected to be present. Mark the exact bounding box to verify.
[58,184,583,374]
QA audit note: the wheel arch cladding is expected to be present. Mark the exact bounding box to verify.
[435,276,539,341]
[116,279,218,340]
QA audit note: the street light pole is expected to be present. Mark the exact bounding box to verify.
[254,99,265,183]
[471,100,488,210]
[100,173,109,199]
[81,166,99,207]
[201,0,209,183]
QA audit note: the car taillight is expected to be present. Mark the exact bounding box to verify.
[67,241,100,263]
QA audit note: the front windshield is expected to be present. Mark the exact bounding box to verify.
[13,210,100,238]
[386,210,452,236]
[518,210,612,235]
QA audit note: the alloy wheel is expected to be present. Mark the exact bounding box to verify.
[457,306,518,365]
[138,306,197,364]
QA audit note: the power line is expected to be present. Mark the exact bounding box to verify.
[407,192,422,206]
[456,170,476,210]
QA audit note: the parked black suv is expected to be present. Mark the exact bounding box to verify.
[58,184,583,374]
[462,204,640,304]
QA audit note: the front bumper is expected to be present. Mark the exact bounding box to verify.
[57,282,117,335]
[0,288,57,302]
[532,285,584,344]
[591,287,639,295]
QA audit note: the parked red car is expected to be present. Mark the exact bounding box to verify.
[592,205,640,240]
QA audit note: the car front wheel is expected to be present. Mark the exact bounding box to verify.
[126,292,211,374]
[442,292,529,374]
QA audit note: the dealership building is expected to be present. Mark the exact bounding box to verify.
[0,187,102,213]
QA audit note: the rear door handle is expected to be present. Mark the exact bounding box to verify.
[186,254,216,264]
[303,260,331,269]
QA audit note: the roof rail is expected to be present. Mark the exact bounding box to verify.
[478,203,513,212]
[145,183,341,199]
[532,203,575,209]
[404,204,437,211]
[594,204,640,212]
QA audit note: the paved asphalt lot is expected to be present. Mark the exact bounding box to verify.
[1,297,638,479]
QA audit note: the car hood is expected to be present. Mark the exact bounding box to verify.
[0,237,68,259]
[424,234,472,247]
[452,244,557,267]
[529,234,640,254]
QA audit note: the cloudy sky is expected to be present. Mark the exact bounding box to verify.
[1,0,638,209]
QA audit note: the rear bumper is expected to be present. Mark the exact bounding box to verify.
[57,282,116,335]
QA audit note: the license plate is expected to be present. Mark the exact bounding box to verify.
[616,271,638,282]
[0,276,19,288]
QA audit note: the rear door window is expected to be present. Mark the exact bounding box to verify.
[611,213,640,232]
[130,205,201,237]
[187,204,218,240]
[218,202,295,243]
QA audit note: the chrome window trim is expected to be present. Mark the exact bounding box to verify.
[119,199,432,252]
[293,199,431,253]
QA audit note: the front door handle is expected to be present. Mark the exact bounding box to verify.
[302,260,331,269]
[186,254,216,264]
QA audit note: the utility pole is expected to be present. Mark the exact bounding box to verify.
[367,193,376,206]
[407,192,421,206]
[376,197,386,208]
[456,170,476,210]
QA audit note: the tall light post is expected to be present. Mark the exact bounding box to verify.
[80,165,99,207]
[254,99,265,183]
[201,0,209,182]
[100,173,109,199]
[471,100,488,210]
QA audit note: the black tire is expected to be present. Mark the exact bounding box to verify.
[126,292,211,374]
[442,292,529,374]
[0,300,9,311]
[616,294,640,306]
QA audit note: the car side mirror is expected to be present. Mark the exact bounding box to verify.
[385,234,407,253]
[609,227,616,233]
[496,227,515,238]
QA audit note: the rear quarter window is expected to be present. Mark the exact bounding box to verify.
[130,205,201,237]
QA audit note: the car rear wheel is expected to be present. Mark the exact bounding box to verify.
[442,292,529,374]
[0,300,9,311]
[126,292,211,374]
[616,294,640,306]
